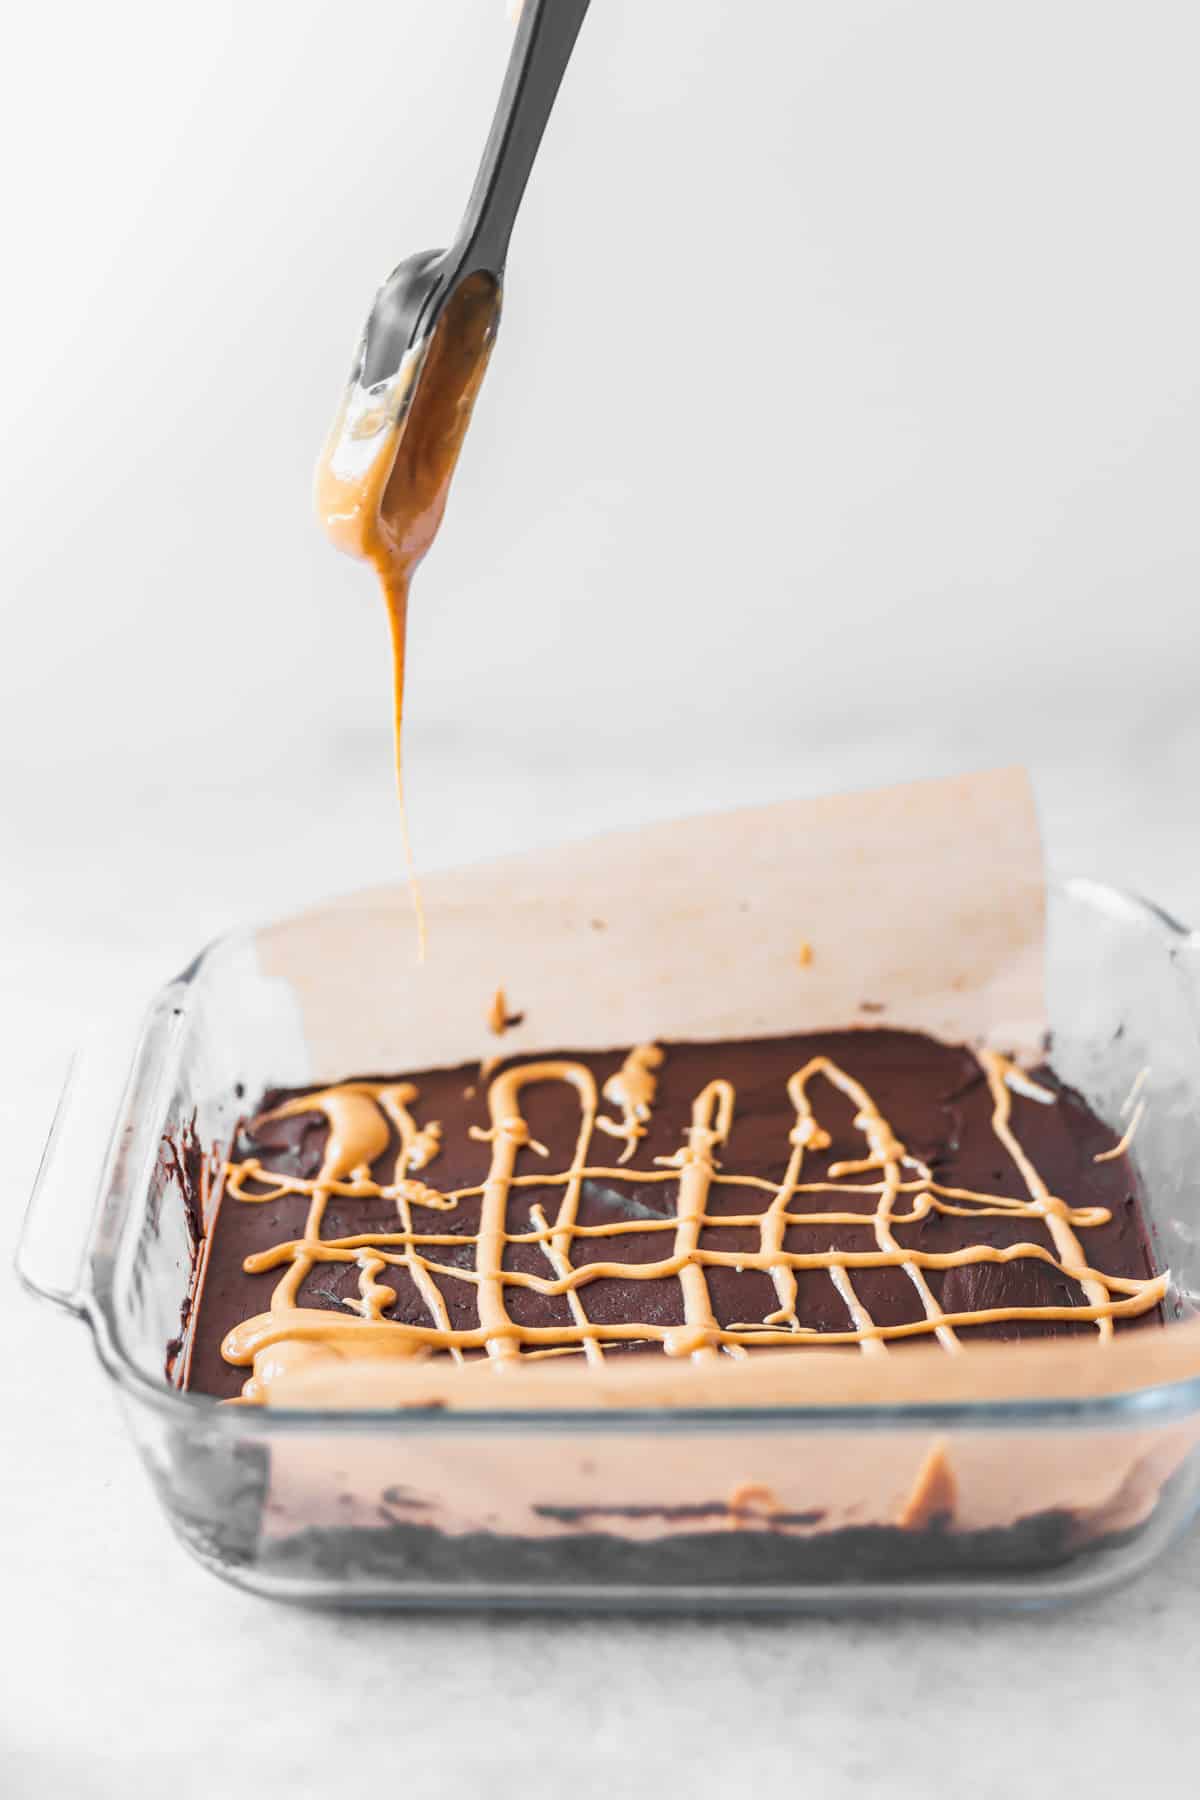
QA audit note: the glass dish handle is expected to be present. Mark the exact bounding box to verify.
[15,1033,137,1317]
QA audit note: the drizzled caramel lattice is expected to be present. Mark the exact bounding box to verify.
[220,1045,1166,1383]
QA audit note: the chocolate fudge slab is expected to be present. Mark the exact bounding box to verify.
[186,1028,1159,1399]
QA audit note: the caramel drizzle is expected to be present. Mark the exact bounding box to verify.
[595,1043,664,1163]
[314,272,501,959]
[220,1052,1167,1383]
[726,1482,783,1530]
[1095,1068,1150,1165]
[979,1051,1116,1344]
[1095,1101,1146,1165]
[652,1079,733,1360]
[487,988,511,1037]
[896,1441,958,1530]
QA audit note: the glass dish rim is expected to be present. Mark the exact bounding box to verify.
[35,873,1200,1439]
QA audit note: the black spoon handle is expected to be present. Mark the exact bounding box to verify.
[458,0,592,273]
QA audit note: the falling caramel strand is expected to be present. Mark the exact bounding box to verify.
[220,1048,1166,1391]
[315,273,502,959]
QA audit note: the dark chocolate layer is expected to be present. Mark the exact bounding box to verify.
[186,1028,1158,1398]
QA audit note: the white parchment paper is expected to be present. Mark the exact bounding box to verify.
[258,765,1045,1078]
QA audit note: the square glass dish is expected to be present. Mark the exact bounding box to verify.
[17,874,1200,1612]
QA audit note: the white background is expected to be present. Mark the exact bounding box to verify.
[3,3,1199,1795]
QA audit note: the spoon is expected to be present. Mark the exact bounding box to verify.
[315,0,593,959]
[318,0,593,560]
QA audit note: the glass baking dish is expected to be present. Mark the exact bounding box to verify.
[17,874,1200,1612]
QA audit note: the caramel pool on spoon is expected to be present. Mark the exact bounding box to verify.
[315,0,592,954]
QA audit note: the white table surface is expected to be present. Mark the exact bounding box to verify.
[6,1,1200,1786]
[4,723,1200,1798]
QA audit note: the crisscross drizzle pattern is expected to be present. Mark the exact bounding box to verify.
[220,1044,1166,1378]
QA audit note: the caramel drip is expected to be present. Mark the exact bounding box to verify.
[896,1442,958,1530]
[1122,1066,1151,1115]
[726,1482,783,1530]
[487,988,510,1037]
[371,1082,442,1180]
[1095,1099,1146,1165]
[1095,1066,1151,1166]
[315,272,501,959]
[219,1050,1167,1391]
[595,1043,663,1164]
[381,581,424,957]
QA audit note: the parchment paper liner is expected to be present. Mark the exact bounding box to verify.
[261,764,1046,1076]
[252,765,1200,1413]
